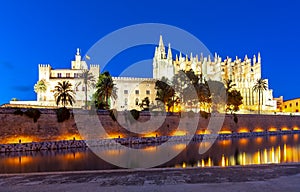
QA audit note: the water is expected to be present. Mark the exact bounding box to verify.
[1,134,300,173]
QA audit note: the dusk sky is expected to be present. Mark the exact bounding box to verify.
[0,0,299,105]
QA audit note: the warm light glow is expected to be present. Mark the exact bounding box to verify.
[239,138,249,146]
[253,127,264,132]
[238,128,250,133]
[172,130,187,136]
[182,162,186,168]
[5,156,33,165]
[208,157,212,167]
[143,146,157,152]
[281,127,290,131]
[293,126,300,131]
[268,127,277,132]
[3,136,39,144]
[143,133,158,138]
[264,149,268,163]
[221,154,226,167]
[293,134,299,142]
[218,130,232,134]
[197,129,211,135]
[107,134,124,139]
[56,134,82,141]
[256,151,261,164]
[218,139,231,146]
[173,143,187,151]
[284,144,287,162]
[254,137,263,144]
[269,136,277,144]
[201,159,205,167]
[282,135,288,143]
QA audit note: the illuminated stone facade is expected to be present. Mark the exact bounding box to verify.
[282,98,300,113]
[153,36,277,112]
[10,36,277,112]
[10,49,100,108]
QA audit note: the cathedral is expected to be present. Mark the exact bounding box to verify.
[9,36,277,112]
[152,35,276,112]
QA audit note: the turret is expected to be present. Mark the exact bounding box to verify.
[167,43,172,60]
[258,52,261,63]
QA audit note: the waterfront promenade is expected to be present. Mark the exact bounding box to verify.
[1,163,300,192]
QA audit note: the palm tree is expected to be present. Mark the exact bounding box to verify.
[77,69,95,109]
[253,78,268,114]
[94,71,117,109]
[34,79,47,101]
[54,81,76,108]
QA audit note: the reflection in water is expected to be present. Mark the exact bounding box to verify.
[1,134,300,173]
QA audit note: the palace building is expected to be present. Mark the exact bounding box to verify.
[9,36,277,112]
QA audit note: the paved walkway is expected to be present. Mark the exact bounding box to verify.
[1,164,300,192]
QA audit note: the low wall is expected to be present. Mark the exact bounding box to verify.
[0,108,299,144]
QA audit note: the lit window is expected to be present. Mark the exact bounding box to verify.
[135,90,139,95]
[124,90,128,94]
[146,90,150,95]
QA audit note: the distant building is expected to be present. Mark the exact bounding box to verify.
[10,49,99,108]
[282,98,300,113]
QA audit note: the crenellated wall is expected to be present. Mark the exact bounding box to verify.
[0,108,299,144]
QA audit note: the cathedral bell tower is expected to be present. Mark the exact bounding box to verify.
[153,35,174,80]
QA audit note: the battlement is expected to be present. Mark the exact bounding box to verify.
[113,76,156,82]
[90,64,100,68]
[38,64,51,68]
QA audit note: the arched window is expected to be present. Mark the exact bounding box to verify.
[124,98,128,106]
[135,98,139,106]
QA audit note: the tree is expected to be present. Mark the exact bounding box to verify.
[139,97,150,111]
[227,89,243,113]
[54,81,76,107]
[94,71,117,109]
[224,79,243,113]
[253,78,268,114]
[76,69,95,109]
[34,79,47,101]
[224,79,236,94]
[155,78,176,112]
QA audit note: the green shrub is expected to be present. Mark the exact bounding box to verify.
[24,108,41,123]
[56,107,70,122]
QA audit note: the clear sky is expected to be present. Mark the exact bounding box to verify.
[0,0,299,105]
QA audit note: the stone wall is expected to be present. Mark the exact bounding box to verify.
[0,108,299,144]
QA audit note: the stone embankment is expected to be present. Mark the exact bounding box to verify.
[0,140,87,153]
[2,130,299,153]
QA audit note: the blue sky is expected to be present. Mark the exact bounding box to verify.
[0,0,299,104]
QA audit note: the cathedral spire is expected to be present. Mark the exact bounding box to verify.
[258,52,261,63]
[158,35,166,59]
[167,43,172,59]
